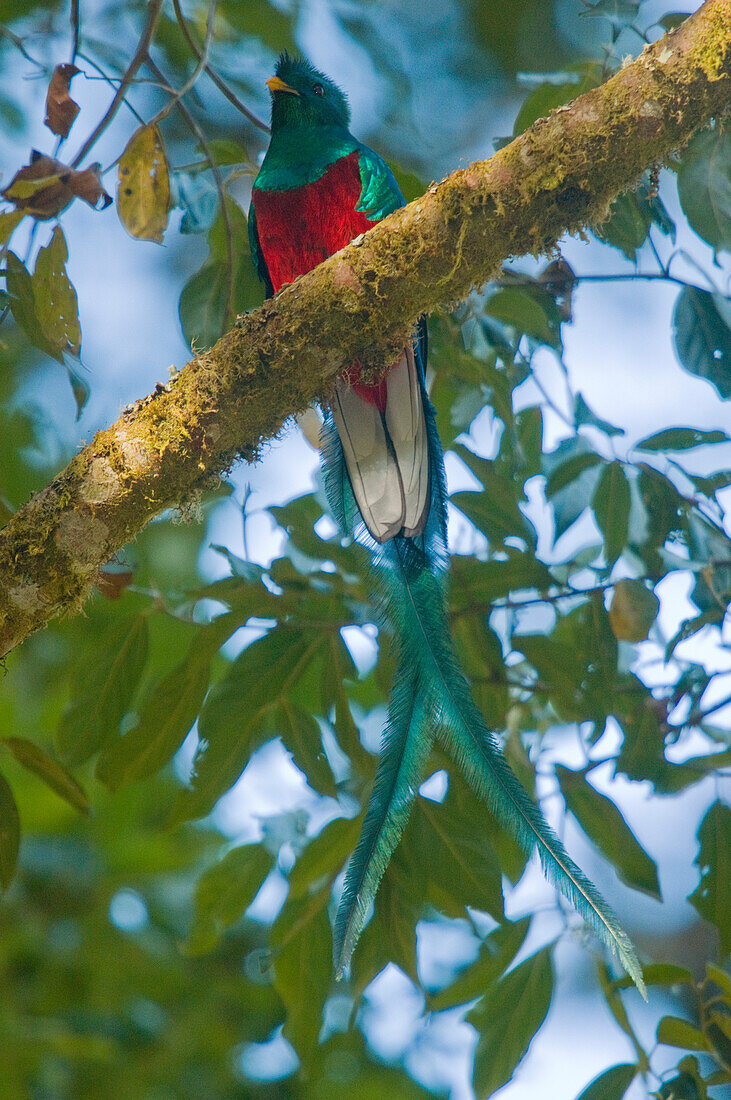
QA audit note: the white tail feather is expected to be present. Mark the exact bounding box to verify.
[332,350,429,543]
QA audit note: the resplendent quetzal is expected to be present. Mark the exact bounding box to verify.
[249,53,644,994]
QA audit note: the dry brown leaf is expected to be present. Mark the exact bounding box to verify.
[538,258,576,322]
[1,151,112,220]
[44,63,81,138]
[96,563,136,600]
[117,124,170,243]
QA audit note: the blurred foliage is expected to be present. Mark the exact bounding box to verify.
[0,0,729,1098]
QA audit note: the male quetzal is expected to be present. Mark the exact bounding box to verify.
[249,53,643,994]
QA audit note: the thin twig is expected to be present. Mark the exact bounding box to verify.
[171,0,269,133]
[76,51,147,127]
[70,0,80,63]
[145,54,237,327]
[676,690,731,730]
[71,0,163,168]
[146,0,217,128]
[646,227,668,275]
[499,270,710,294]
[0,25,45,68]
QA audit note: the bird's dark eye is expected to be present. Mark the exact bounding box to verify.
[313,83,324,96]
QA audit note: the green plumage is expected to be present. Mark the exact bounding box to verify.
[253,54,646,999]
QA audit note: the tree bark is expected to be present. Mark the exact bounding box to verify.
[0,0,729,658]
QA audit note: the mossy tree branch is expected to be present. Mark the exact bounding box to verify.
[0,0,728,658]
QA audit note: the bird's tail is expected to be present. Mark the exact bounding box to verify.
[322,341,645,997]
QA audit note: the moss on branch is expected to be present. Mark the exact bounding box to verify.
[0,0,728,657]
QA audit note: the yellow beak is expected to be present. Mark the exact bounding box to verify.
[266,76,300,96]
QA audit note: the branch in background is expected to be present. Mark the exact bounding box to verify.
[0,0,728,658]
[70,0,80,63]
[171,0,269,133]
[76,52,147,128]
[71,0,163,168]
[146,0,217,128]
[0,25,45,69]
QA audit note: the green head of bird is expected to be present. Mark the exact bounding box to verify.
[266,53,351,131]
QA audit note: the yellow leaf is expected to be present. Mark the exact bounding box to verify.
[117,124,170,243]
[609,578,659,643]
[0,209,26,245]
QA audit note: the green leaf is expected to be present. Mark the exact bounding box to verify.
[56,613,150,765]
[597,193,650,259]
[2,737,89,814]
[653,749,731,794]
[613,963,693,990]
[683,511,731,615]
[609,579,659,643]
[95,643,212,789]
[0,769,19,891]
[5,250,59,361]
[593,461,631,567]
[516,633,587,720]
[615,689,666,783]
[542,437,605,540]
[689,802,730,953]
[222,0,298,53]
[557,766,660,899]
[171,629,329,823]
[32,226,81,358]
[470,947,554,1098]
[388,162,427,204]
[545,450,603,498]
[673,288,731,400]
[0,209,25,244]
[595,180,675,259]
[271,889,332,1060]
[179,200,264,349]
[637,464,682,550]
[657,1015,710,1052]
[575,393,622,436]
[450,552,554,611]
[279,704,337,797]
[419,788,504,922]
[677,127,731,253]
[705,962,731,1000]
[659,14,688,31]
[484,287,559,346]
[452,444,531,547]
[636,428,728,451]
[350,841,423,988]
[597,962,648,1067]
[452,613,509,728]
[513,67,602,135]
[429,918,530,1011]
[185,843,274,955]
[575,1062,637,1100]
[288,815,362,900]
[657,1067,707,1100]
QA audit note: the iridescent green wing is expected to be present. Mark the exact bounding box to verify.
[356,144,404,222]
